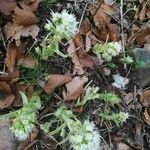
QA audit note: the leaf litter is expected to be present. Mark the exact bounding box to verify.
[0,0,150,149]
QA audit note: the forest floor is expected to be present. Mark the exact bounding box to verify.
[0,0,150,150]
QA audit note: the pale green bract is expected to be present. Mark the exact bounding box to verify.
[99,112,129,126]
[10,92,41,141]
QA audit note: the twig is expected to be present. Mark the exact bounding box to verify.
[120,0,127,69]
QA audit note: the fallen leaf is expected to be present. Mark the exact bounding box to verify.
[136,26,150,46]
[144,108,150,125]
[5,42,17,72]
[112,74,129,90]
[0,81,11,94]
[44,74,72,94]
[62,76,88,101]
[140,90,150,107]
[116,142,130,150]
[0,94,15,109]
[0,0,17,15]
[133,124,143,149]
[0,69,20,83]
[102,67,111,76]
[123,92,134,105]
[13,7,39,26]
[18,56,38,68]
[22,0,36,5]
[108,23,120,42]
[139,2,147,20]
[85,31,92,52]
[12,25,39,46]
[91,3,114,27]
[79,20,90,35]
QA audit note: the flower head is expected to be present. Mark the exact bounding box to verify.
[69,120,101,150]
[45,10,78,40]
[10,93,41,141]
[93,42,121,61]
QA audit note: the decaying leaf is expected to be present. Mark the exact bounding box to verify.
[44,74,72,94]
[0,0,17,15]
[136,26,150,46]
[13,7,39,26]
[0,94,15,109]
[140,90,150,107]
[5,42,17,72]
[144,108,150,125]
[18,56,38,68]
[90,3,114,27]
[0,81,12,94]
[116,142,131,150]
[0,69,20,83]
[62,76,88,101]
[133,124,143,149]
[79,20,90,35]
[123,92,134,105]
[19,0,41,12]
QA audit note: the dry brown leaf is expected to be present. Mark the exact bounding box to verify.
[4,22,18,40]
[5,42,17,72]
[86,31,92,52]
[62,76,88,101]
[67,39,85,75]
[0,0,17,15]
[0,81,11,94]
[123,92,134,105]
[44,74,72,94]
[18,56,38,68]
[116,142,131,150]
[91,3,114,27]
[19,0,41,12]
[13,25,39,46]
[144,108,150,125]
[0,69,20,83]
[139,2,147,20]
[133,124,143,149]
[78,52,94,68]
[108,23,120,42]
[23,0,36,4]
[136,26,150,46]
[140,90,150,107]
[13,7,39,26]
[79,20,90,35]
[0,94,15,109]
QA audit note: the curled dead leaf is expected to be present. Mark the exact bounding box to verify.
[5,42,17,72]
[13,7,39,26]
[18,56,38,68]
[91,3,114,27]
[144,108,150,125]
[62,76,88,101]
[0,81,11,94]
[79,20,90,35]
[44,74,72,94]
[140,90,150,107]
[19,0,41,12]
[0,0,17,15]
[0,94,15,109]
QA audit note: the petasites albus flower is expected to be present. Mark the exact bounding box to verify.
[10,92,41,141]
[45,10,78,40]
[69,120,101,150]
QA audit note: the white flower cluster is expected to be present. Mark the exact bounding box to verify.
[69,120,101,150]
[93,42,121,61]
[10,113,36,141]
[10,93,41,141]
[45,10,78,40]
